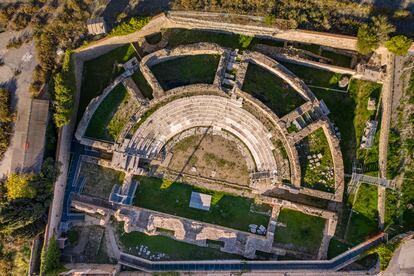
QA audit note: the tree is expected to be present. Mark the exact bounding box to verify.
[371,15,395,44]
[40,236,62,274]
[4,173,36,200]
[0,88,12,123]
[385,35,413,55]
[357,23,379,54]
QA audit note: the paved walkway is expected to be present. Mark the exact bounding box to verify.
[118,232,384,272]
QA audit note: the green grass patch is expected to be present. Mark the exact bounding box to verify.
[365,242,400,271]
[85,84,128,141]
[150,55,220,90]
[327,237,350,259]
[347,183,378,245]
[386,129,402,179]
[321,50,353,68]
[308,78,381,173]
[279,61,348,90]
[274,208,326,254]
[385,189,399,228]
[299,128,335,192]
[78,44,137,122]
[118,225,240,260]
[400,170,414,231]
[109,17,150,37]
[133,176,271,232]
[131,68,153,99]
[242,63,306,117]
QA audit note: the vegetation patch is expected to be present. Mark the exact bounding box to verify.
[131,68,153,99]
[303,78,381,173]
[118,224,240,260]
[242,63,306,117]
[346,183,378,245]
[79,44,137,122]
[145,32,162,45]
[365,241,400,271]
[298,128,335,192]
[53,50,76,127]
[109,17,150,36]
[320,50,352,68]
[79,162,125,200]
[279,61,349,91]
[85,84,130,141]
[327,237,350,259]
[386,129,402,179]
[0,88,14,160]
[133,176,271,231]
[274,208,326,254]
[150,54,220,90]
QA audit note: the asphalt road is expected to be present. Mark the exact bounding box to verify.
[0,29,37,177]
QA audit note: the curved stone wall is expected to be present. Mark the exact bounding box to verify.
[127,95,277,173]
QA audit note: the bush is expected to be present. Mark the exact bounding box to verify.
[385,35,413,56]
[366,242,400,271]
[53,50,75,128]
[109,17,151,36]
[239,35,253,48]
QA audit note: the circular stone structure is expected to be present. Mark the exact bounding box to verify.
[128,95,277,173]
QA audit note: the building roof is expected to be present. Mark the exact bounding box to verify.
[87,17,107,35]
[189,192,212,211]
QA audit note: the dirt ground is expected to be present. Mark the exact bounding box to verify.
[79,162,125,199]
[167,134,250,185]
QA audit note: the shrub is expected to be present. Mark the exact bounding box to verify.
[239,34,253,48]
[385,35,413,56]
[53,50,75,128]
[109,17,151,36]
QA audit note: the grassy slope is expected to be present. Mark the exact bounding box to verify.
[133,176,271,232]
[78,44,137,122]
[85,84,128,141]
[242,63,306,117]
[347,183,379,245]
[274,208,326,254]
[150,54,220,90]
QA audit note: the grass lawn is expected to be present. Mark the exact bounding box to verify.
[242,63,306,117]
[274,208,326,254]
[307,79,381,174]
[118,226,240,260]
[79,162,125,199]
[384,189,399,228]
[293,43,321,54]
[346,183,379,245]
[150,54,220,90]
[279,61,349,91]
[321,50,352,68]
[85,84,129,141]
[298,128,335,192]
[131,68,153,99]
[327,237,351,259]
[133,176,271,232]
[78,43,137,122]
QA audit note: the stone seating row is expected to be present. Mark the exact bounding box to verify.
[126,95,277,172]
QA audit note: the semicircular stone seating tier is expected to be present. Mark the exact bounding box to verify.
[127,95,277,173]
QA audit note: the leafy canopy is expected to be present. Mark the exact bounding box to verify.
[5,173,36,200]
[385,35,413,55]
